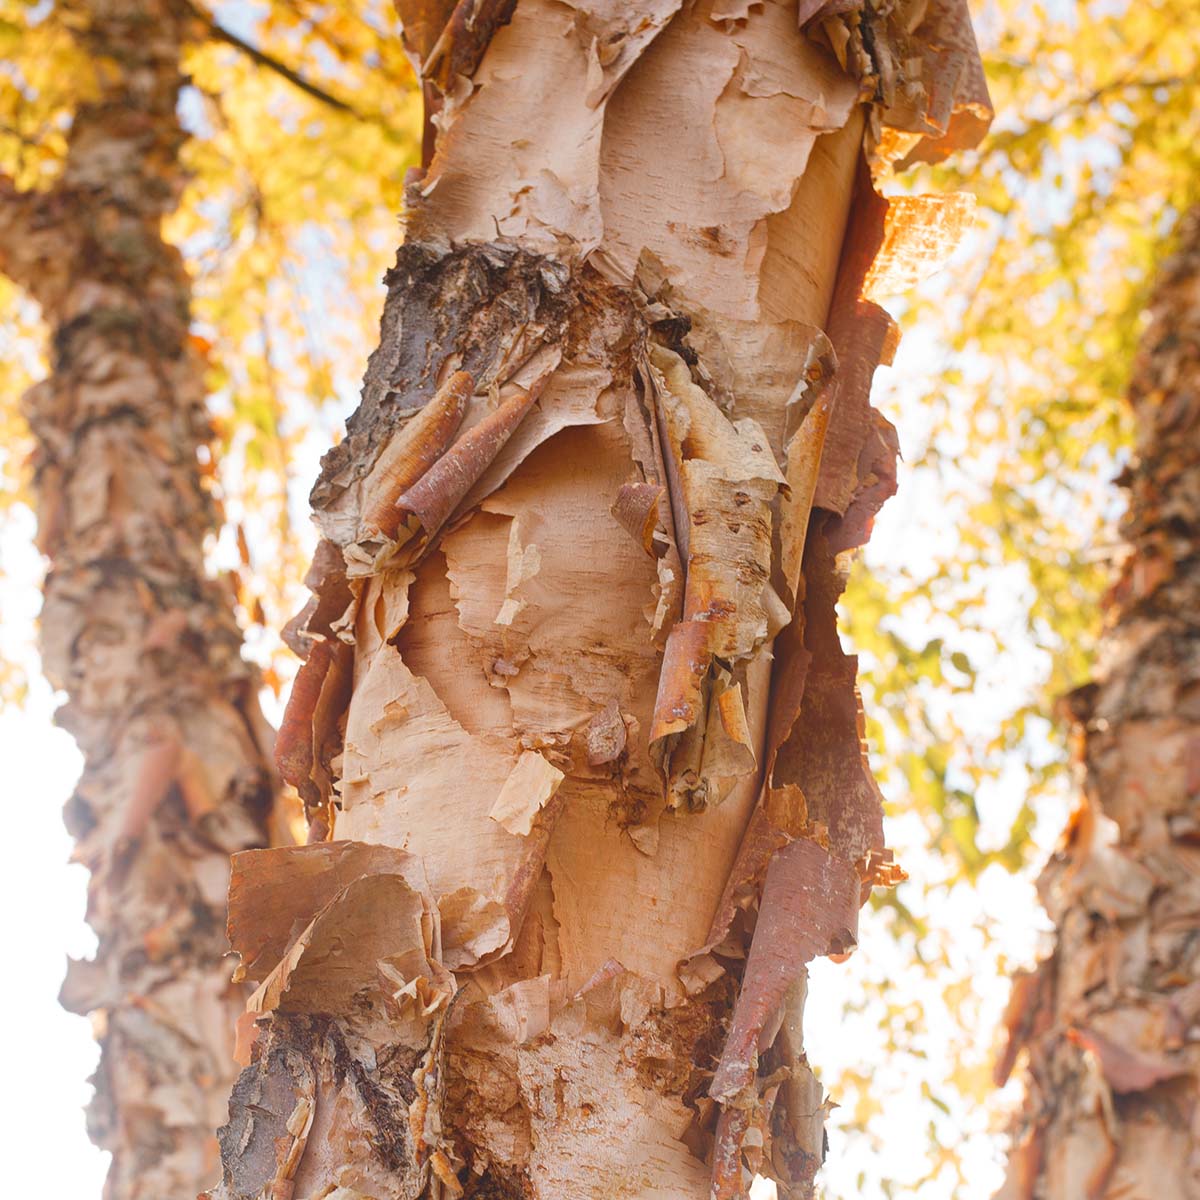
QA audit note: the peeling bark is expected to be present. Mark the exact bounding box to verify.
[214,2,988,1197]
[996,208,1200,1200]
[0,3,275,1196]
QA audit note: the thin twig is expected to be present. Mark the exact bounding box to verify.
[183,0,365,120]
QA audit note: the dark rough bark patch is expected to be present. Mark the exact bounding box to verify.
[214,1014,423,1200]
[217,1036,316,1199]
[311,242,574,509]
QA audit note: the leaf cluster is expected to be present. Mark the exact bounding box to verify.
[0,0,422,700]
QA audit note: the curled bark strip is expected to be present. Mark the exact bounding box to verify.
[802,0,991,165]
[612,480,666,555]
[501,789,567,955]
[421,0,518,91]
[816,174,967,530]
[649,618,712,744]
[300,540,349,624]
[275,641,334,802]
[884,0,993,166]
[813,159,894,517]
[392,0,459,67]
[696,673,758,802]
[360,369,473,540]
[710,838,858,1105]
[281,597,319,660]
[274,636,353,824]
[762,614,814,784]
[826,409,900,555]
[708,840,858,1199]
[678,806,787,995]
[773,527,886,865]
[647,344,785,808]
[626,359,687,642]
[759,177,904,834]
[768,978,831,1194]
[281,538,352,658]
[712,1105,758,1200]
[678,786,833,993]
[228,840,428,983]
[392,384,538,562]
[705,844,859,1200]
[779,355,837,604]
[995,968,1041,1088]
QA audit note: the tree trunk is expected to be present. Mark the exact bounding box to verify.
[0,3,275,1197]
[209,3,988,1198]
[995,207,1200,1199]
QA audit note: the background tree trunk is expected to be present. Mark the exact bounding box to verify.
[996,207,1200,1199]
[0,2,275,1196]
[209,3,988,1198]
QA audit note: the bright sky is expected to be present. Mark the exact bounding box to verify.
[0,508,107,1193]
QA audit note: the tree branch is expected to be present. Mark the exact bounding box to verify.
[183,0,359,118]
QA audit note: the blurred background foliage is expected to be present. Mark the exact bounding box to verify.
[1,0,1197,1195]
[822,0,1200,1193]
[0,0,422,699]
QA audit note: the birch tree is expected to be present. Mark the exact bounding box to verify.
[995,207,1200,1198]
[0,3,278,1195]
[207,3,990,1198]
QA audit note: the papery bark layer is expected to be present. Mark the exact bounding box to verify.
[211,2,989,1197]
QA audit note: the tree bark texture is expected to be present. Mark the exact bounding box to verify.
[211,3,989,1198]
[0,3,275,1197]
[996,208,1200,1200]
